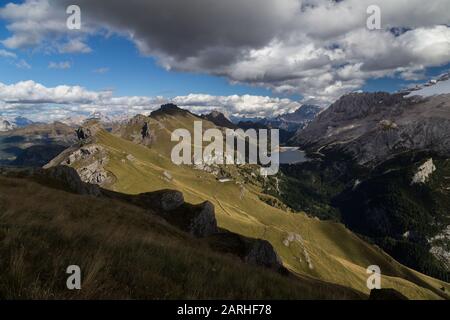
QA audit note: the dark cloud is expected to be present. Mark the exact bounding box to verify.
[2,0,450,105]
[61,0,298,67]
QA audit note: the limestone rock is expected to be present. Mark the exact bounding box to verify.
[43,166,101,196]
[411,158,436,184]
[244,239,282,269]
[188,201,218,237]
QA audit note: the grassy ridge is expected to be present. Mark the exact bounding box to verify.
[86,113,450,299]
[0,175,365,299]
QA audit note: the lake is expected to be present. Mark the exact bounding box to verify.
[279,147,309,164]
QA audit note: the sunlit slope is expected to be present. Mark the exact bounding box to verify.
[0,174,366,299]
[88,125,450,300]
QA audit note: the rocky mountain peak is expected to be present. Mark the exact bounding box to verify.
[322,92,409,121]
[151,103,187,117]
[277,104,322,122]
[202,110,237,129]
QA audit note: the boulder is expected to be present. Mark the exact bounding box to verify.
[188,201,218,237]
[43,166,101,196]
[207,232,284,271]
[75,127,89,140]
[244,239,282,270]
[141,122,150,139]
[131,190,185,211]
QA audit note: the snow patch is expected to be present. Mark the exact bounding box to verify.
[407,78,450,97]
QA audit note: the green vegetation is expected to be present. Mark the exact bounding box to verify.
[0,175,365,299]
[59,112,450,300]
[335,152,450,281]
[277,149,449,282]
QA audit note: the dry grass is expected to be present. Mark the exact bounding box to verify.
[0,175,365,299]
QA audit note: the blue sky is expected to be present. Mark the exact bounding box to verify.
[0,31,275,98]
[0,0,449,121]
[1,21,448,99]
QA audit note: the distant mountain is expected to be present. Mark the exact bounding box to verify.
[13,116,34,127]
[0,118,15,132]
[403,72,450,96]
[271,105,322,131]
[292,92,450,165]
[0,116,34,131]
[230,105,322,134]
[88,111,114,123]
[41,103,450,299]
[201,111,237,129]
[60,115,87,126]
[0,121,76,167]
[60,112,128,127]
[282,91,450,281]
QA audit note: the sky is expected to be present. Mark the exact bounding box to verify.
[0,0,449,122]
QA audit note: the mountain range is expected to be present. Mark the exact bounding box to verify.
[281,86,450,282]
[5,103,442,299]
[0,116,34,132]
[1,79,450,299]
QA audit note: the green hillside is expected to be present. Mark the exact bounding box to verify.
[0,174,366,299]
[46,108,450,300]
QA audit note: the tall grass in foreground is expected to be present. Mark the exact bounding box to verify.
[0,176,364,299]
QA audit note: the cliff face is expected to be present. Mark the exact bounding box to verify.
[292,92,450,166]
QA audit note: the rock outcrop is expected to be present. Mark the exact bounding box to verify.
[244,239,282,269]
[108,190,217,237]
[113,115,153,146]
[188,201,218,237]
[411,158,436,184]
[43,166,101,196]
[201,111,237,129]
[0,118,15,132]
[76,127,89,140]
[207,232,284,272]
[127,190,185,211]
[0,166,101,196]
[292,92,450,166]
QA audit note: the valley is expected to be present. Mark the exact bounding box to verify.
[34,103,450,299]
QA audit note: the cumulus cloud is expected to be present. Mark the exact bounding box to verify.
[0,80,299,121]
[0,47,31,69]
[48,61,71,69]
[1,0,450,104]
[0,0,93,53]
[173,94,300,118]
[0,48,16,58]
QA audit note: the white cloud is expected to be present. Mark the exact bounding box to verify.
[58,38,92,54]
[0,48,16,58]
[173,94,301,118]
[48,61,72,69]
[15,59,31,69]
[1,0,450,105]
[0,80,301,121]
[0,47,31,69]
[0,0,93,53]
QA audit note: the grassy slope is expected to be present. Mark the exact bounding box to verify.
[84,112,450,299]
[0,175,367,299]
